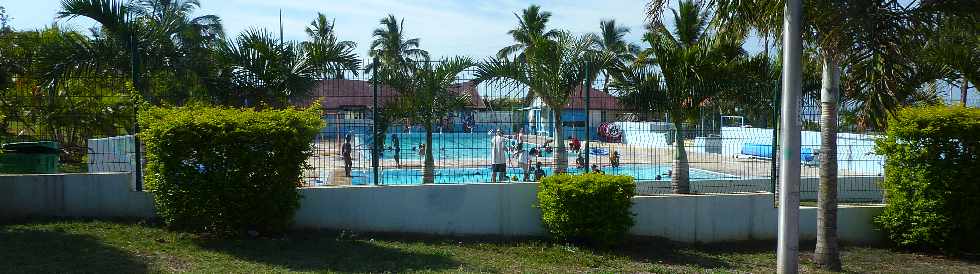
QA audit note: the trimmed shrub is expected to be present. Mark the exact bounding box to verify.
[537,173,636,247]
[874,106,980,252]
[140,105,322,235]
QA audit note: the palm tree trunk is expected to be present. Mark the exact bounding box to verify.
[672,121,690,194]
[553,109,568,173]
[423,123,435,184]
[961,77,969,107]
[815,55,842,271]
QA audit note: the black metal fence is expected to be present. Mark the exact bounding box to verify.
[299,63,886,202]
[0,34,928,202]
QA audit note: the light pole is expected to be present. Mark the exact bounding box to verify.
[777,0,803,273]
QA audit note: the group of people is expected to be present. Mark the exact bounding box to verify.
[342,129,625,182]
[576,150,620,173]
[490,129,548,183]
[340,133,418,177]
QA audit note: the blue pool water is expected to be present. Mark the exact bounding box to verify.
[350,164,739,185]
[367,132,545,160]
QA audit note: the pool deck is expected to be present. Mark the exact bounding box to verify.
[303,134,864,187]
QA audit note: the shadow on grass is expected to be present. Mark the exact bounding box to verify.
[603,237,775,270]
[193,231,459,273]
[0,228,148,273]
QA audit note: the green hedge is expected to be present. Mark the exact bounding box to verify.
[140,105,322,235]
[874,106,980,252]
[537,173,636,247]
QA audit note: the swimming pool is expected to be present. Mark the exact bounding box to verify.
[350,164,739,185]
[366,132,544,160]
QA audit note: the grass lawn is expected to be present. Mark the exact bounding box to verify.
[1,220,977,273]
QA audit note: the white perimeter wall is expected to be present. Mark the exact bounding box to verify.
[294,183,884,243]
[636,176,884,203]
[1,174,883,244]
[0,173,154,219]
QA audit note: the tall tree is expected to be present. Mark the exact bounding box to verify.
[215,28,315,108]
[0,5,11,33]
[621,0,745,194]
[380,56,474,183]
[477,32,607,172]
[498,5,562,105]
[701,0,929,270]
[367,14,428,73]
[0,27,135,157]
[497,5,560,61]
[593,19,639,95]
[303,12,361,79]
[917,2,979,106]
[58,0,225,103]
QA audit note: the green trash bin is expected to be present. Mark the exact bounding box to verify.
[0,141,60,174]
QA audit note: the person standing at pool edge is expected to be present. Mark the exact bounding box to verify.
[516,143,531,181]
[491,129,508,183]
[392,134,400,167]
[342,135,353,177]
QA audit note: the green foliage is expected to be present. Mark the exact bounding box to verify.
[367,14,429,73]
[0,28,136,162]
[484,97,524,110]
[476,31,607,172]
[379,56,473,183]
[216,28,317,108]
[874,106,980,252]
[303,12,361,79]
[537,173,636,247]
[0,5,10,32]
[140,104,323,235]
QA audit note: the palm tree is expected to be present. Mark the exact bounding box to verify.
[917,4,978,107]
[497,5,561,105]
[303,12,361,79]
[700,0,929,270]
[58,0,225,103]
[0,5,11,33]
[618,0,744,194]
[593,20,639,95]
[0,27,135,155]
[367,14,428,73]
[497,5,560,61]
[477,32,607,172]
[379,56,474,183]
[215,28,315,108]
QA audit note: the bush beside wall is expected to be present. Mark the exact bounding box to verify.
[874,106,980,252]
[537,173,635,247]
[140,105,322,235]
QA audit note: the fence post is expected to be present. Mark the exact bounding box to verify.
[130,32,143,191]
[372,58,380,186]
[771,80,780,202]
[584,64,591,169]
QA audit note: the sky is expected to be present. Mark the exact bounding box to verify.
[1,0,767,59]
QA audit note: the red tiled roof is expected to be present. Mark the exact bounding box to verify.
[563,85,625,111]
[294,79,486,109]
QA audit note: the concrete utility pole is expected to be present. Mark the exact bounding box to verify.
[777,0,803,273]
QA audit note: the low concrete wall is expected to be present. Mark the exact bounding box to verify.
[0,174,884,244]
[296,183,883,243]
[294,183,544,236]
[631,193,884,244]
[0,173,154,219]
[637,176,883,203]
